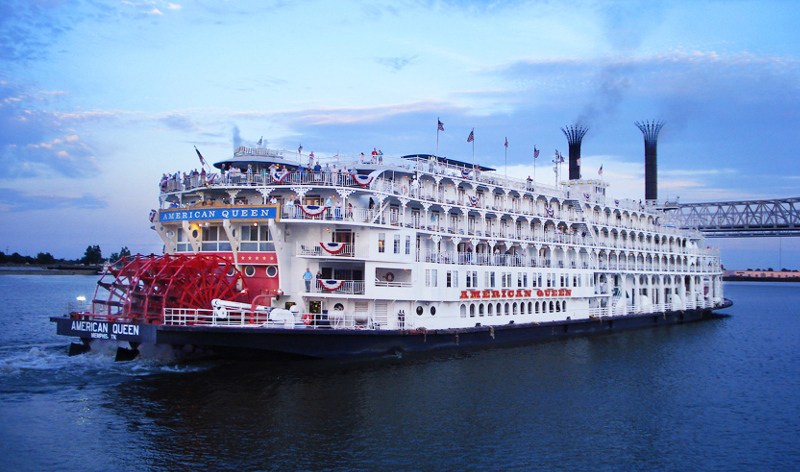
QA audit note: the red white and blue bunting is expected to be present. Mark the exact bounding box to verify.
[320,242,347,254]
[300,205,327,217]
[351,172,374,187]
[584,193,591,201]
[271,169,291,183]
[546,206,555,217]
[319,279,345,291]
[469,195,480,206]
[461,168,471,178]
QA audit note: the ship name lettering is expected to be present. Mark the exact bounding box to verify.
[111,323,140,336]
[460,288,569,300]
[71,320,108,334]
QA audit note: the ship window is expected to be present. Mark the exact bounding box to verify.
[478,303,484,316]
[394,235,400,254]
[416,306,424,316]
[460,304,466,318]
[430,306,436,316]
[405,236,411,255]
[469,304,475,317]
[378,233,385,253]
[446,270,452,287]
[334,303,344,311]
[488,303,493,316]
[504,303,510,316]
[244,266,256,277]
[266,265,278,277]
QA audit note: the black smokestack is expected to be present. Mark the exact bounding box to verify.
[561,125,588,180]
[635,120,664,203]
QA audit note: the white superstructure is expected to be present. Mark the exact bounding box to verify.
[153,147,724,331]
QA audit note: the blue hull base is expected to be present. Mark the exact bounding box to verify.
[52,300,733,360]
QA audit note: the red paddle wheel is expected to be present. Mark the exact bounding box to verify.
[91,254,248,324]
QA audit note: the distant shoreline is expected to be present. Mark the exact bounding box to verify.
[723,276,800,283]
[0,265,102,275]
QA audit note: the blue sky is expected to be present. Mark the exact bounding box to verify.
[1,0,799,269]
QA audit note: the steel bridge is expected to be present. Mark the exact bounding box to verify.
[664,197,800,237]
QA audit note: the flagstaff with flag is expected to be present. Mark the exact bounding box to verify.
[533,145,539,183]
[436,118,444,158]
[467,128,475,167]
[194,145,209,171]
[504,137,508,181]
[598,164,603,177]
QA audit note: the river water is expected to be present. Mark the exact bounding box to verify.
[1,275,798,471]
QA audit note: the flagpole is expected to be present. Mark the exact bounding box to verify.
[533,146,536,183]
[471,128,475,168]
[504,137,508,182]
[436,117,440,158]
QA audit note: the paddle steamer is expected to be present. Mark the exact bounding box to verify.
[52,139,729,359]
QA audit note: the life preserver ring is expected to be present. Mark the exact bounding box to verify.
[385,272,395,282]
[401,185,408,195]
[302,313,314,325]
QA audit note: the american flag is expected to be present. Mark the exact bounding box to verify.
[534,146,539,158]
[504,137,508,148]
[257,136,263,146]
[194,146,207,167]
[467,130,474,142]
[598,164,603,176]
[298,144,303,154]
[438,118,444,131]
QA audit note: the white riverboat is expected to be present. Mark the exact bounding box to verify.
[53,140,730,359]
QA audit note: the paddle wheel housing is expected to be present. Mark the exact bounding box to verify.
[90,254,248,324]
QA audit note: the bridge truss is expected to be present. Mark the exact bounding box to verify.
[666,197,800,237]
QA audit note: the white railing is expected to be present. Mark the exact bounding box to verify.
[163,307,375,329]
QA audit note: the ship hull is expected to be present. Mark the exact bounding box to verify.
[51,299,732,360]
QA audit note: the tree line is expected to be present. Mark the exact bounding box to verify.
[0,246,132,266]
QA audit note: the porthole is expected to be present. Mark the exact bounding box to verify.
[244,266,256,277]
[430,306,436,316]
[333,303,344,311]
[416,306,424,316]
[226,266,236,277]
[266,265,278,277]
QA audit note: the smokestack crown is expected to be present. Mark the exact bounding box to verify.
[635,120,664,145]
